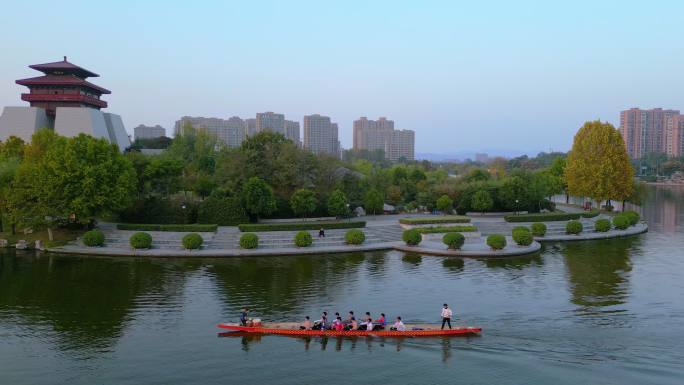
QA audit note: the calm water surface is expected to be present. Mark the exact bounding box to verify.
[1,186,683,385]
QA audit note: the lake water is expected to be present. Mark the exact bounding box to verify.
[1,186,683,385]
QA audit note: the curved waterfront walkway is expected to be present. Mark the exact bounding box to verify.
[45,208,648,258]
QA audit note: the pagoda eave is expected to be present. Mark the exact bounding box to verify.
[20,93,107,109]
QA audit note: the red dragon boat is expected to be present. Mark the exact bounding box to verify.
[217,322,481,337]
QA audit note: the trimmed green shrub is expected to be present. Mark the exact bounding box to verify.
[566,220,583,235]
[117,223,217,232]
[182,233,203,250]
[82,230,105,247]
[623,210,640,226]
[238,221,365,232]
[398,216,471,225]
[442,232,465,250]
[415,225,478,234]
[505,210,600,222]
[402,229,422,246]
[530,222,547,237]
[345,229,366,245]
[130,232,152,249]
[603,204,614,212]
[594,219,612,232]
[511,227,533,246]
[294,231,313,247]
[197,196,248,226]
[613,215,630,230]
[486,234,507,250]
[239,233,259,249]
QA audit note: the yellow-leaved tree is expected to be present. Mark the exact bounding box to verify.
[566,120,633,207]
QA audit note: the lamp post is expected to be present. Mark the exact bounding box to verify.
[346,203,351,222]
[515,199,519,216]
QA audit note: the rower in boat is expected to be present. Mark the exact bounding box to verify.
[374,313,386,331]
[239,308,249,326]
[390,316,406,331]
[344,311,354,325]
[300,316,312,330]
[333,316,344,331]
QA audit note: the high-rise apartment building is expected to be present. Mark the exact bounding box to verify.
[133,124,166,140]
[174,116,245,148]
[254,112,300,143]
[244,118,257,137]
[303,114,339,156]
[620,108,680,158]
[665,114,684,158]
[256,112,285,135]
[353,116,414,160]
[389,129,415,161]
[285,120,300,145]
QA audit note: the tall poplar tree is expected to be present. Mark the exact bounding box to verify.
[566,121,633,205]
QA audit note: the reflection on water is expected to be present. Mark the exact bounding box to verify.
[635,185,684,234]
[0,185,682,385]
[562,238,635,313]
[219,331,457,360]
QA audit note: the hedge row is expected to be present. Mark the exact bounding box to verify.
[414,225,478,234]
[117,223,218,232]
[398,216,471,225]
[504,210,600,222]
[238,221,365,232]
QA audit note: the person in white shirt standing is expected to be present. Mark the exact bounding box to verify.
[441,303,453,330]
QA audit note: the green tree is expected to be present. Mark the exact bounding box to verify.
[386,185,403,205]
[499,176,527,212]
[471,190,493,214]
[566,121,633,205]
[9,132,136,240]
[435,194,453,214]
[242,177,277,220]
[364,189,384,215]
[290,188,317,219]
[0,136,26,159]
[464,169,490,183]
[327,189,349,218]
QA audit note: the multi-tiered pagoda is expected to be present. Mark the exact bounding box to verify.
[0,57,130,151]
[16,56,110,116]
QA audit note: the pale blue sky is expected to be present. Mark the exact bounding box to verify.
[1,0,683,156]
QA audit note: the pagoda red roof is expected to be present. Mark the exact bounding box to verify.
[29,57,99,78]
[16,75,111,94]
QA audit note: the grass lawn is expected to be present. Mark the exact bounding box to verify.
[0,228,83,248]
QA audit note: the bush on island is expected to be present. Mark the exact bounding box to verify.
[294,231,313,247]
[613,215,630,230]
[345,229,365,245]
[402,229,422,246]
[442,232,465,250]
[511,226,533,246]
[486,234,507,250]
[566,220,583,235]
[530,222,547,237]
[130,232,152,249]
[594,219,612,232]
[182,233,203,250]
[83,230,105,247]
[623,210,640,226]
[239,233,259,249]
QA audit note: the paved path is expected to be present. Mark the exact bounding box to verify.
[45,214,647,258]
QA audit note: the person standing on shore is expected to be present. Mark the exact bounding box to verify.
[441,303,452,330]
